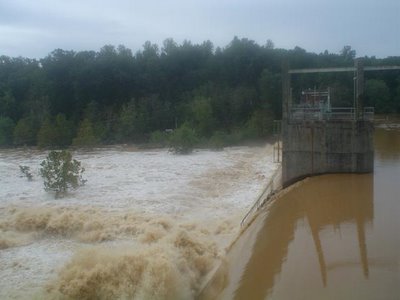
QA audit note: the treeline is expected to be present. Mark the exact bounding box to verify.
[0,37,399,148]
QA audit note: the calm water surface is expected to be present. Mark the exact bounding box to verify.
[204,126,400,300]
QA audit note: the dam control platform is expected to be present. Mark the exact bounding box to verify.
[281,59,400,187]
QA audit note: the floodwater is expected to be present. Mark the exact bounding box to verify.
[0,145,278,299]
[202,123,400,300]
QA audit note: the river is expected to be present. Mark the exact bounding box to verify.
[0,144,278,299]
[202,123,400,300]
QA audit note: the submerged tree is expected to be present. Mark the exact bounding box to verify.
[40,150,86,198]
[19,165,33,181]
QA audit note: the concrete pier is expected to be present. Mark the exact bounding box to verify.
[282,119,374,187]
[281,59,375,187]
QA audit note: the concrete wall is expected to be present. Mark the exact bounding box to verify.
[282,120,374,187]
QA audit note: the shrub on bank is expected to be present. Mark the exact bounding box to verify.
[149,130,171,148]
[208,131,227,150]
[169,123,198,154]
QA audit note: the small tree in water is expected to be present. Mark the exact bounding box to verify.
[19,165,33,180]
[40,150,86,198]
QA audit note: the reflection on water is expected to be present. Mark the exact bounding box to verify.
[203,126,400,300]
[233,174,374,300]
[375,127,400,162]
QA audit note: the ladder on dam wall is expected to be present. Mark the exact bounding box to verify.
[241,165,282,228]
[273,120,282,163]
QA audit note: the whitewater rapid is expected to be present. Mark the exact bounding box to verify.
[0,145,277,299]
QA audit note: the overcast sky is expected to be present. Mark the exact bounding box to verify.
[0,0,399,59]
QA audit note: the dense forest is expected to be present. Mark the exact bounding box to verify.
[0,37,399,148]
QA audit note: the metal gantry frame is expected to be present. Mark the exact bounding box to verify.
[282,59,400,122]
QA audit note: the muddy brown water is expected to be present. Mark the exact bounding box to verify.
[201,126,400,300]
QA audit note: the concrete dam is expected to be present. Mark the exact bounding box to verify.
[200,60,400,300]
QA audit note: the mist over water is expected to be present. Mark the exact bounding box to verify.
[0,145,278,299]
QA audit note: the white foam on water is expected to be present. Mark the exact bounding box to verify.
[0,144,278,299]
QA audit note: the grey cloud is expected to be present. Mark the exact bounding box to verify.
[0,0,398,58]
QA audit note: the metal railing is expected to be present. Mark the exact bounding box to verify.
[273,140,282,163]
[240,166,282,227]
[363,107,375,120]
[290,106,374,121]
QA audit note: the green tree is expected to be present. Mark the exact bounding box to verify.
[230,86,257,124]
[0,41,399,149]
[365,79,391,113]
[209,130,227,150]
[40,150,86,198]
[149,130,170,147]
[0,91,17,120]
[83,101,108,142]
[169,123,198,154]
[258,69,282,117]
[73,118,99,147]
[340,45,356,62]
[245,110,274,139]
[37,118,57,148]
[13,116,38,146]
[0,116,15,146]
[37,114,74,148]
[190,96,215,137]
[54,114,74,146]
[395,82,400,112]
[116,101,137,142]
[41,49,77,116]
